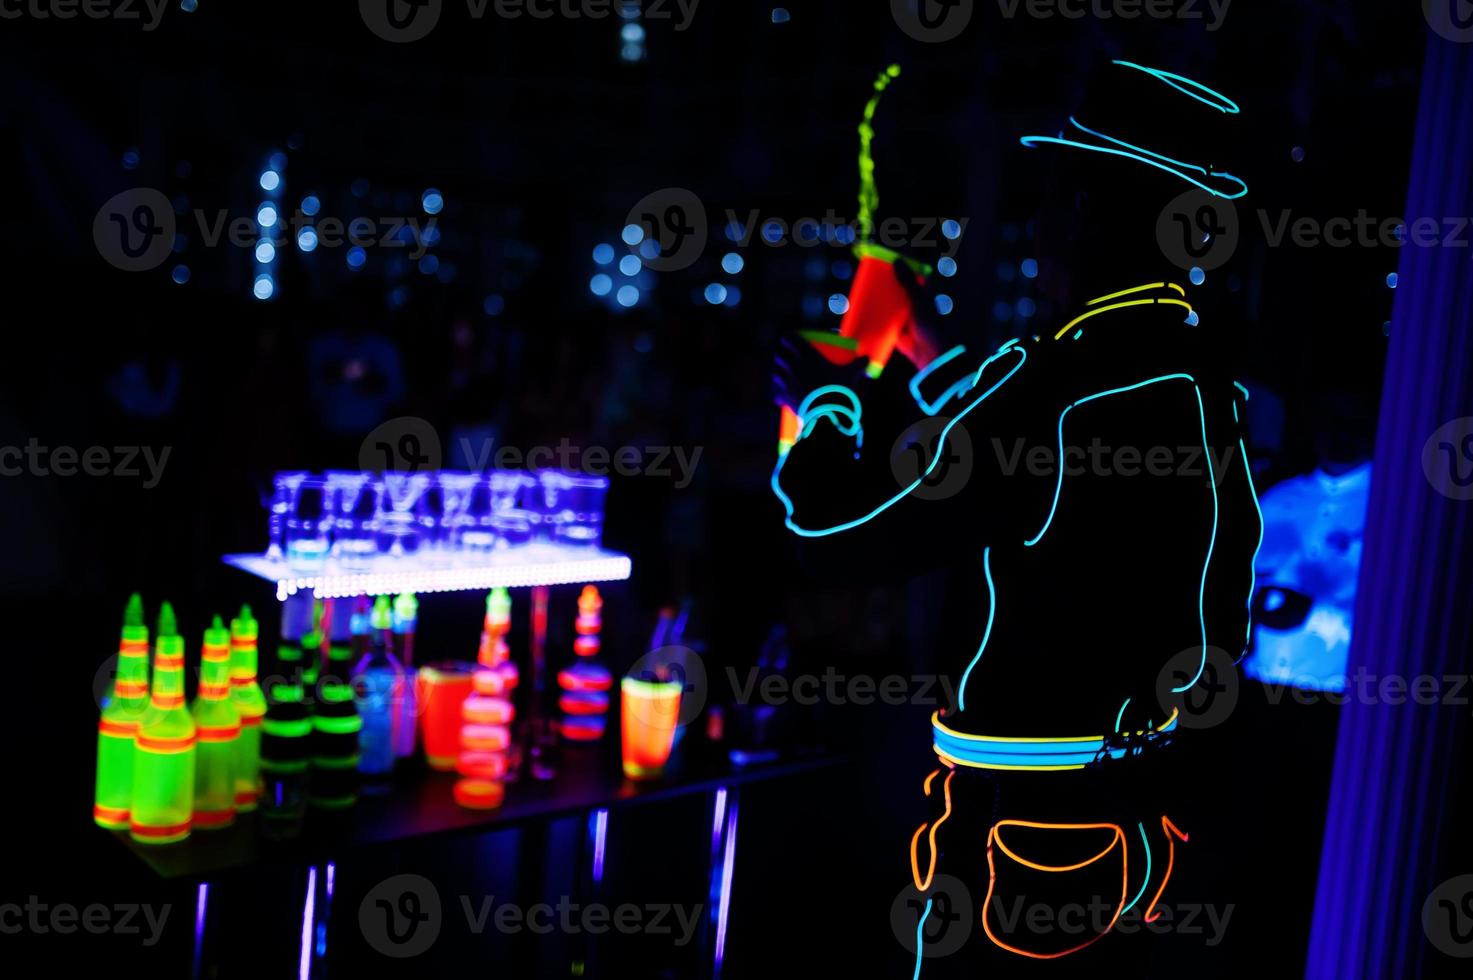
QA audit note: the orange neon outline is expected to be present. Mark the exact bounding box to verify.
[1143,816,1189,923]
[909,770,955,891]
[982,819,1128,960]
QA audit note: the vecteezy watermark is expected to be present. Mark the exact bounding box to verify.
[1255,669,1473,710]
[891,876,1234,956]
[623,187,968,273]
[1424,874,1473,958]
[1423,417,1473,501]
[992,438,1238,486]
[1156,189,1240,273]
[0,897,171,946]
[359,418,703,489]
[993,0,1231,31]
[1424,0,1473,44]
[0,0,170,30]
[359,0,702,44]
[1155,645,1239,731]
[358,874,703,958]
[726,667,958,709]
[890,416,974,502]
[93,188,437,273]
[890,0,973,43]
[0,440,170,488]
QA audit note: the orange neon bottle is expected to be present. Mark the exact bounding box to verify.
[192,616,241,829]
[129,603,197,844]
[93,594,150,830]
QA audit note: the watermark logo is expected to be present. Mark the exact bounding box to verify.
[626,644,707,724]
[1423,874,1473,957]
[1,441,170,488]
[1157,189,1239,272]
[1422,417,1473,501]
[891,416,974,501]
[1424,0,1473,44]
[94,189,176,273]
[360,417,444,473]
[0,897,171,946]
[359,874,442,958]
[360,0,444,42]
[1155,645,1238,730]
[993,0,1230,31]
[626,187,707,272]
[891,0,973,43]
[0,0,170,30]
[890,874,973,957]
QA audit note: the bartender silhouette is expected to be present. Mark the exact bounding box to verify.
[772,59,1263,973]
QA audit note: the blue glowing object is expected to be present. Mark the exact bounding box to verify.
[1021,258,1039,279]
[297,229,318,252]
[724,285,742,307]
[638,239,660,260]
[483,293,505,316]
[935,294,954,316]
[722,252,745,275]
[171,265,190,285]
[619,254,643,277]
[346,246,367,270]
[616,285,640,308]
[957,547,995,710]
[301,195,321,216]
[418,255,439,276]
[122,148,140,170]
[622,23,645,42]
[1110,60,1241,114]
[253,274,275,300]
[269,151,288,173]
[421,189,444,215]
[828,294,849,315]
[621,224,645,246]
[705,283,728,305]
[181,0,197,10]
[938,257,957,278]
[1190,267,1206,286]
[1386,272,1398,289]
[1016,297,1037,318]
[908,345,971,416]
[255,240,276,264]
[1020,117,1249,200]
[593,243,615,265]
[590,274,613,296]
[1244,464,1370,693]
[257,204,279,229]
[763,221,785,244]
[772,6,790,23]
[260,170,281,192]
[942,220,962,240]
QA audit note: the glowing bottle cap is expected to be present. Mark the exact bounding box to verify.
[123,593,145,628]
[395,592,418,623]
[156,601,178,639]
[204,615,229,649]
[371,595,393,631]
[231,604,258,641]
[487,587,511,620]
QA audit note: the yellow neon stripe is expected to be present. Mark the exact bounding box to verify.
[933,747,1086,772]
[1054,297,1194,341]
[1085,281,1184,306]
[930,710,1178,745]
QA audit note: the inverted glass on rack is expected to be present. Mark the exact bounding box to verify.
[377,472,430,561]
[266,471,310,562]
[535,471,609,548]
[436,471,480,561]
[286,479,330,573]
[325,470,376,572]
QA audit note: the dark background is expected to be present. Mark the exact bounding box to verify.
[0,1,1431,977]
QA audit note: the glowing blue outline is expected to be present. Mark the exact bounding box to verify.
[1111,60,1240,114]
[912,898,932,980]
[1233,381,1250,401]
[1021,373,1219,693]
[771,345,1027,538]
[1019,117,1248,200]
[1114,698,1131,733]
[1121,822,1154,914]
[909,345,975,416]
[957,547,994,711]
[796,385,863,445]
[1236,433,1265,661]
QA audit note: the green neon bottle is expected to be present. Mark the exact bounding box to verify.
[228,605,267,812]
[94,594,150,830]
[192,617,241,830]
[310,632,362,809]
[129,603,197,845]
[260,638,311,840]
